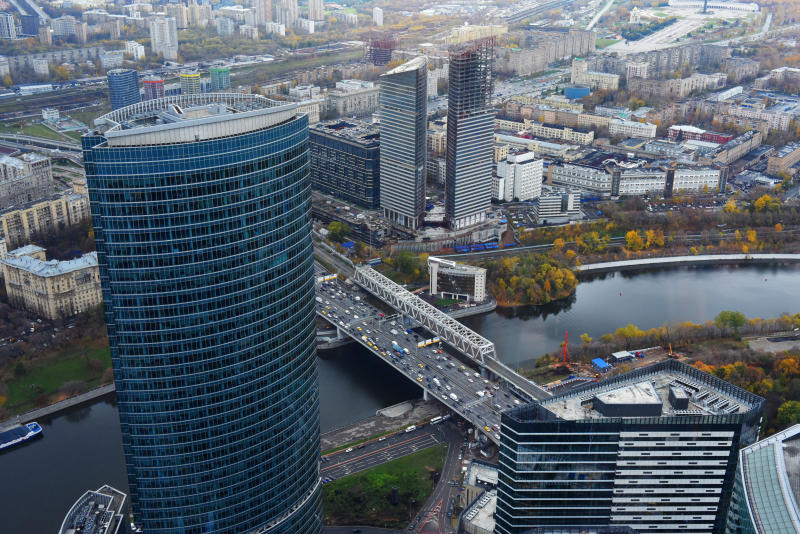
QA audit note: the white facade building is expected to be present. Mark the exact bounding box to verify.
[125,41,146,60]
[428,257,487,303]
[494,151,543,202]
[42,108,60,121]
[149,17,178,61]
[609,118,657,139]
[309,0,324,21]
[373,6,383,26]
[295,18,315,34]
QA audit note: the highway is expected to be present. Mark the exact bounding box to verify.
[315,274,532,445]
[321,426,445,481]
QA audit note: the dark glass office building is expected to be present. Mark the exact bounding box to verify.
[309,119,380,209]
[446,38,495,230]
[82,94,322,534]
[379,56,427,230]
[496,360,764,534]
[106,69,141,110]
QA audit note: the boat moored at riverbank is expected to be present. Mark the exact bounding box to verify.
[0,422,42,451]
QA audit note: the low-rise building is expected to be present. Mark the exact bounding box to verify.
[766,142,800,176]
[668,125,733,144]
[41,107,60,121]
[525,121,594,145]
[309,120,380,209]
[532,187,581,223]
[571,57,619,91]
[328,79,379,117]
[550,150,721,197]
[428,256,486,303]
[2,249,102,319]
[609,119,657,139]
[712,130,763,166]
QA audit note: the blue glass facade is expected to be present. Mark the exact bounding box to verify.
[82,98,322,534]
[106,69,141,110]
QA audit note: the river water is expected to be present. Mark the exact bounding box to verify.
[1,264,798,533]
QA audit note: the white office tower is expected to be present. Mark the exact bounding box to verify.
[278,0,298,26]
[373,6,383,26]
[494,151,542,202]
[379,57,428,230]
[308,0,324,21]
[255,0,272,25]
[149,17,178,61]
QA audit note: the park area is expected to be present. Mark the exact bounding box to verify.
[323,443,447,529]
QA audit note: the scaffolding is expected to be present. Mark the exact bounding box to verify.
[447,37,495,118]
[365,32,396,66]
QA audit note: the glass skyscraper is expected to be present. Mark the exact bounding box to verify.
[445,38,495,230]
[379,56,427,230]
[82,94,322,534]
[495,360,763,534]
[210,66,231,92]
[107,69,141,110]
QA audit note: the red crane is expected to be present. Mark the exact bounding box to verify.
[561,331,570,366]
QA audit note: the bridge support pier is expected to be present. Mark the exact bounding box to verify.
[337,326,345,339]
[423,389,429,401]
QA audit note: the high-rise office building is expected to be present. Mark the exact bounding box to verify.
[379,56,427,229]
[209,66,230,91]
[372,6,383,26]
[445,38,495,230]
[254,0,272,25]
[179,70,201,95]
[277,0,298,27]
[106,69,141,110]
[82,93,322,533]
[495,359,764,534]
[0,12,18,39]
[310,119,380,209]
[308,0,323,20]
[726,424,800,534]
[142,76,164,101]
[149,17,178,61]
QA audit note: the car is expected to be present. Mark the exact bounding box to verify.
[346,447,353,452]
[357,444,365,449]
[378,436,387,441]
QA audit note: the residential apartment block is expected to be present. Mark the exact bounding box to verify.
[571,57,620,91]
[525,121,595,144]
[628,72,727,100]
[0,191,90,248]
[766,143,800,176]
[2,249,102,319]
[0,152,53,209]
[328,79,380,117]
[609,119,657,139]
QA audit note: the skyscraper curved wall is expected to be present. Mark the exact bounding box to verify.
[82,94,322,534]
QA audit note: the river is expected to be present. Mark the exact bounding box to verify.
[1,264,798,533]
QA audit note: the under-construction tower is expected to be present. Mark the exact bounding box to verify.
[445,37,495,230]
[366,32,397,66]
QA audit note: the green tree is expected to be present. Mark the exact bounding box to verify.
[580,333,593,344]
[714,310,746,334]
[327,221,350,242]
[778,400,800,427]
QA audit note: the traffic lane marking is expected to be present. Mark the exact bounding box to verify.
[322,433,438,471]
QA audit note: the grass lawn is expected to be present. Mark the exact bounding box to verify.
[596,38,620,49]
[4,346,111,413]
[64,130,84,142]
[323,443,447,528]
[22,123,73,142]
[71,108,107,127]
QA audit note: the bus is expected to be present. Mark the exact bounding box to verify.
[365,258,382,266]
[430,416,444,425]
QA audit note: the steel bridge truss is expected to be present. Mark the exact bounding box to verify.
[353,266,496,363]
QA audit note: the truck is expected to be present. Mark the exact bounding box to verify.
[449,393,458,402]
[402,348,410,355]
[392,341,402,353]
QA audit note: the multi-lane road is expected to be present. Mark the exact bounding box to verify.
[321,426,445,481]
[315,273,531,445]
